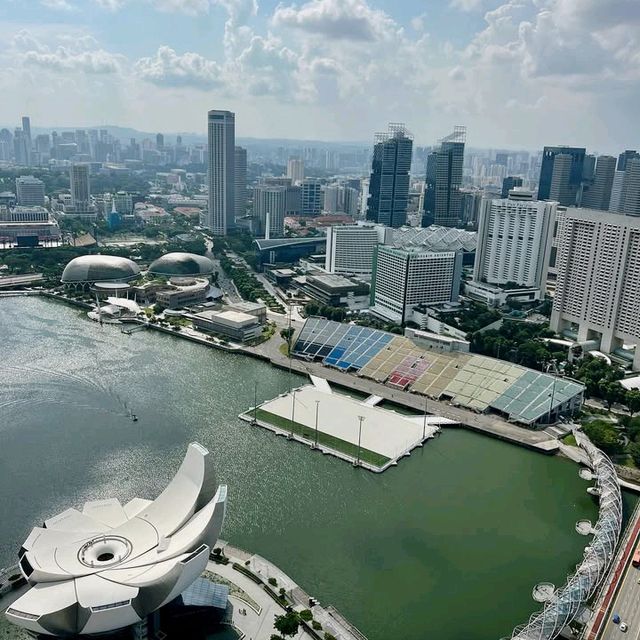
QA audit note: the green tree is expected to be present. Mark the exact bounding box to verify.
[274,612,300,638]
[603,381,625,410]
[626,389,640,416]
[628,442,640,467]
[583,420,623,455]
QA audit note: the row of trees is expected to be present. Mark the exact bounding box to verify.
[219,255,284,312]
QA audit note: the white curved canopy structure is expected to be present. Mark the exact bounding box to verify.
[5,443,227,637]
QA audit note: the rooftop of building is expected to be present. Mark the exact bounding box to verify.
[254,236,327,251]
[61,255,141,284]
[149,252,215,276]
[391,225,477,253]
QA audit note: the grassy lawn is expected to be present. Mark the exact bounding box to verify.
[254,408,390,468]
[562,433,577,446]
[278,343,290,356]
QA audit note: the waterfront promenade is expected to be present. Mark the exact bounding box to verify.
[213,542,367,640]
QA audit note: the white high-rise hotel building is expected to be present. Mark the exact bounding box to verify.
[206,110,235,235]
[325,224,391,277]
[551,208,640,369]
[473,190,556,296]
[370,246,462,324]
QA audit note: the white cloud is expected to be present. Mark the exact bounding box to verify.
[10,30,122,74]
[41,0,74,10]
[449,0,483,11]
[94,0,126,8]
[272,0,397,41]
[135,46,224,87]
[23,48,122,73]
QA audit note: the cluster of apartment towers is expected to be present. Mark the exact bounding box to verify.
[206,110,640,369]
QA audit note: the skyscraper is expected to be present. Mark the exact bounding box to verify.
[622,158,640,217]
[549,154,573,205]
[253,185,286,238]
[537,146,586,204]
[301,178,321,216]
[21,116,32,166]
[234,146,247,220]
[618,150,639,172]
[286,158,304,185]
[473,191,556,296]
[582,155,616,210]
[609,171,626,213]
[207,110,235,235]
[551,208,640,369]
[156,133,164,150]
[366,123,413,228]
[501,176,523,199]
[69,164,90,211]
[422,126,466,228]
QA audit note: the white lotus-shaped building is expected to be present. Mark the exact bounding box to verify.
[6,443,227,637]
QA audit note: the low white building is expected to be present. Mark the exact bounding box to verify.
[191,309,262,343]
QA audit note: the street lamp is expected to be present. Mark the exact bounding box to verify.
[252,380,258,425]
[422,394,428,441]
[288,389,297,440]
[354,415,365,467]
[312,399,320,449]
[546,359,558,425]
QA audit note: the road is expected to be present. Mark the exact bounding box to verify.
[204,239,242,303]
[600,559,640,639]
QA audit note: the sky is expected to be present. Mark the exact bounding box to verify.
[0,0,638,152]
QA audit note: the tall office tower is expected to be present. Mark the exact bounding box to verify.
[501,176,523,198]
[495,152,509,167]
[252,185,286,237]
[460,189,483,227]
[472,191,556,297]
[301,178,321,216]
[582,155,616,210]
[286,158,304,185]
[234,146,247,220]
[325,224,390,277]
[156,133,164,150]
[537,146,586,204]
[343,186,359,217]
[21,116,32,165]
[69,164,91,211]
[618,150,640,171]
[551,208,640,370]
[13,129,27,165]
[366,123,413,228]
[370,245,462,324]
[582,154,596,181]
[206,109,235,235]
[609,171,626,212]
[549,154,574,205]
[0,129,12,161]
[285,185,302,215]
[422,126,466,228]
[16,176,45,207]
[622,159,640,216]
[323,185,341,213]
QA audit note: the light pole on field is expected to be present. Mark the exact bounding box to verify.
[288,389,297,439]
[312,399,320,449]
[354,415,365,467]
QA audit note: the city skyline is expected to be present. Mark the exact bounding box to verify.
[0,0,638,152]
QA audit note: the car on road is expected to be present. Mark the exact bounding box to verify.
[620,622,628,632]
